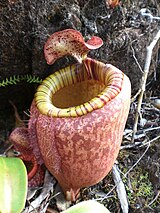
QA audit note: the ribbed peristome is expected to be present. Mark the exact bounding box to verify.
[35,58,124,117]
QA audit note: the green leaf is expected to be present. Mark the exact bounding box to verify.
[0,157,28,213]
[62,200,111,213]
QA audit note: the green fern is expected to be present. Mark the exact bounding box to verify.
[25,75,42,84]
[0,75,42,87]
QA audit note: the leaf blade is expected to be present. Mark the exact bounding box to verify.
[0,157,28,213]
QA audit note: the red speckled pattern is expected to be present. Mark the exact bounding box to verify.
[106,0,120,8]
[44,29,103,64]
[85,36,103,49]
[29,70,131,200]
[28,165,45,188]
[9,127,45,187]
[9,127,33,161]
[29,103,44,165]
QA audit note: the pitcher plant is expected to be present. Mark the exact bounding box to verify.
[9,29,131,201]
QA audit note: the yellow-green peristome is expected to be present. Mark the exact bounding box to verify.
[35,58,124,117]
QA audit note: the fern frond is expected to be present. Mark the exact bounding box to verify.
[0,75,42,88]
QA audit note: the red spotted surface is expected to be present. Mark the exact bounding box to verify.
[28,71,131,200]
[44,29,103,65]
[107,0,120,8]
[9,127,45,187]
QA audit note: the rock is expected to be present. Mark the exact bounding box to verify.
[0,0,159,110]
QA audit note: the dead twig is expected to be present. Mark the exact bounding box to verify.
[130,44,144,74]
[23,171,56,213]
[140,135,160,147]
[9,100,26,127]
[124,142,150,177]
[112,164,129,213]
[121,133,160,150]
[120,142,142,150]
[148,190,160,207]
[131,30,160,143]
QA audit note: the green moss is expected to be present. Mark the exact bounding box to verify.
[135,173,153,197]
[122,167,154,206]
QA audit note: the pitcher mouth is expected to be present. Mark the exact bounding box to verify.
[35,58,124,117]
